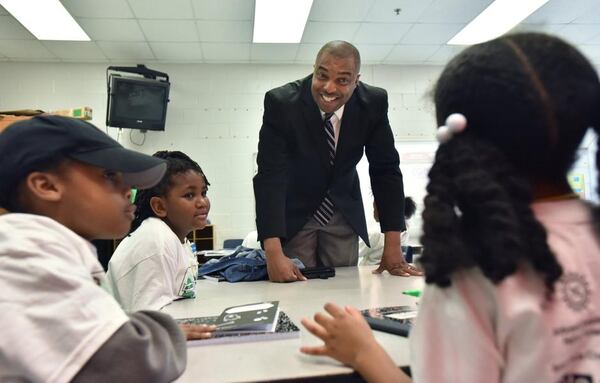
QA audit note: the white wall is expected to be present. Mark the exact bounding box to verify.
[0,62,443,246]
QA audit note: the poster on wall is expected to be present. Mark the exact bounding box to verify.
[568,173,585,198]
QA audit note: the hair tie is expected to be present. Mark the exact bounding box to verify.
[436,113,467,143]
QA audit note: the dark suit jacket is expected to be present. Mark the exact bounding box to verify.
[253,74,405,245]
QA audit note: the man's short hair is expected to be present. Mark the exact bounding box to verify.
[316,40,361,73]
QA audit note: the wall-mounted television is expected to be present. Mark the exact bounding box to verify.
[107,75,170,131]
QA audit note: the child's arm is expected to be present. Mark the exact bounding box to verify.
[72,310,212,382]
[300,303,412,383]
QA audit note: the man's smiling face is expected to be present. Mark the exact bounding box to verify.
[311,52,360,114]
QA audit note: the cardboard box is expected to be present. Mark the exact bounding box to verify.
[50,106,92,120]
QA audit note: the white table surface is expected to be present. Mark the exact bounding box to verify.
[163,266,424,383]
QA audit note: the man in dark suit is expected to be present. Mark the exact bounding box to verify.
[253,41,421,282]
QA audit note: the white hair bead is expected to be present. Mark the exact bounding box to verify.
[435,125,452,143]
[436,113,467,143]
[446,113,467,133]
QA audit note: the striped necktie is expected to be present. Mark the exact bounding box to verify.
[313,113,336,226]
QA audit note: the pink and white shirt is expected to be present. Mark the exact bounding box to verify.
[410,199,600,382]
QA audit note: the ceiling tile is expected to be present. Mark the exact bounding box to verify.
[365,0,435,23]
[196,21,252,42]
[511,23,565,35]
[401,24,465,45]
[150,42,203,60]
[384,44,439,63]
[554,24,600,44]
[586,33,600,44]
[301,22,360,43]
[0,40,56,59]
[0,0,597,65]
[77,18,145,41]
[309,0,375,22]
[128,0,194,19]
[354,23,412,44]
[0,15,35,39]
[97,41,155,60]
[425,45,464,64]
[202,43,250,61]
[354,44,394,63]
[295,43,322,63]
[572,3,600,23]
[578,44,600,60]
[139,20,199,42]
[61,0,134,18]
[419,0,492,23]
[42,41,108,61]
[525,0,598,24]
[250,44,298,62]
[191,0,253,20]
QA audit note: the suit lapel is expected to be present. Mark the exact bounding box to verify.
[334,91,360,170]
[301,76,331,169]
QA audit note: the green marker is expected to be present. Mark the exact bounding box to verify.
[402,289,422,298]
[130,188,138,203]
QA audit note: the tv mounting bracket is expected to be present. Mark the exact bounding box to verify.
[107,64,169,82]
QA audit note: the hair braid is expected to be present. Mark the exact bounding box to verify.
[496,153,563,293]
[421,137,562,291]
[420,141,468,287]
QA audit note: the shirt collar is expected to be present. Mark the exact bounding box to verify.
[320,104,345,122]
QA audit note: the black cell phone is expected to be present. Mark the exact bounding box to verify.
[364,316,411,337]
[301,266,335,279]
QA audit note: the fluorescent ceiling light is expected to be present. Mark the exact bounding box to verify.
[448,0,549,45]
[0,0,90,41]
[253,0,313,43]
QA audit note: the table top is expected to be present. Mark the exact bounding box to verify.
[163,266,424,383]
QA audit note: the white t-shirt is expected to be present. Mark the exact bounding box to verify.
[358,228,409,265]
[410,199,600,382]
[106,217,197,312]
[242,230,260,249]
[0,213,129,383]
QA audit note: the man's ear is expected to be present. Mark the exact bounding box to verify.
[24,172,64,203]
[150,196,168,218]
[355,74,361,85]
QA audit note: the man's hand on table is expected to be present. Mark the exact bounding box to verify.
[373,231,422,277]
[264,237,307,282]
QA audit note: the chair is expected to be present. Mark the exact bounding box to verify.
[223,238,243,249]
[401,245,414,263]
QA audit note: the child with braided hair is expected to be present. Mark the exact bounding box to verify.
[300,32,600,382]
[107,151,210,312]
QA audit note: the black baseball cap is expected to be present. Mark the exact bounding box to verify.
[0,115,167,207]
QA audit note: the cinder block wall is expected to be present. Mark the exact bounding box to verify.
[0,62,443,246]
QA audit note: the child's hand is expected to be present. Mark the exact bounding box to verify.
[300,303,381,368]
[180,323,217,340]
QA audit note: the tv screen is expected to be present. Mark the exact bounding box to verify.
[107,76,170,131]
